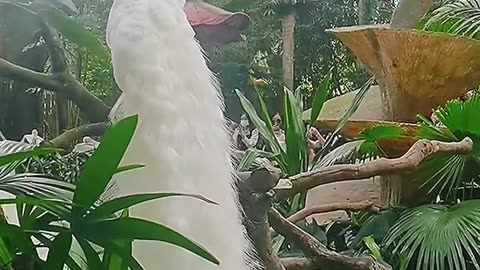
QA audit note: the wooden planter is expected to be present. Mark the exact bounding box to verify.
[329,25,480,122]
[304,26,480,207]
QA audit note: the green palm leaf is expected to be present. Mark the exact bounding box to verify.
[423,0,480,38]
[315,124,401,169]
[314,140,365,168]
[412,96,480,199]
[436,95,480,140]
[357,124,404,158]
[384,200,480,270]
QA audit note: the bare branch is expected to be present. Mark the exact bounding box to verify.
[280,258,316,270]
[49,122,108,149]
[390,0,433,29]
[275,138,474,201]
[268,208,391,270]
[238,169,285,270]
[0,21,111,123]
[40,21,68,73]
[0,57,62,89]
[288,201,380,224]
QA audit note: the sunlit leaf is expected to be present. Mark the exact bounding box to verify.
[82,217,220,265]
[236,89,285,156]
[73,115,137,217]
[309,73,331,125]
[87,192,217,221]
[363,236,383,261]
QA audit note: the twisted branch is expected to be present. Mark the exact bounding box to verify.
[275,138,474,201]
[0,21,111,123]
[269,208,391,270]
[49,122,108,149]
[288,201,381,223]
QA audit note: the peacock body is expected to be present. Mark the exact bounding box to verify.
[107,0,255,269]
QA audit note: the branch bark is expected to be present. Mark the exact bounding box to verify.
[238,168,285,270]
[390,0,434,29]
[275,137,474,201]
[281,257,316,270]
[288,201,380,224]
[49,122,108,149]
[0,22,111,123]
[269,208,391,270]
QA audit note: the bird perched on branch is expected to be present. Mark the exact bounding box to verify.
[106,0,258,269]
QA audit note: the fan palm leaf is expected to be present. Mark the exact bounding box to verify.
[315,123,402,169]
[423,0,480,38]
[413,96,480,200]
[384,200,480,270]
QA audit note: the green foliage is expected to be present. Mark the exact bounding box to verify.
[385,201,480,270]
[414,96,480,200]
[362,236,383,261]
[236,74,333,174]
[309,74,331,125]
[38,7,110,60]
[208,0,395,119]
[343,95,480,270]
[0,0,109,60]
[356,124,403,158]
[350,209,400,250]
[0,116,219,269]
[422,0,480,39]
[312,77,375,168]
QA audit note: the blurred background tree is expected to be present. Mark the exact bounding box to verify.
[207,0,395,120]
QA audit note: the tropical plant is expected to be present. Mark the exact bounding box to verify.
[0,115,219,270]
[422,0,480,38]
[338,95,480,270]
[235,76,379,220]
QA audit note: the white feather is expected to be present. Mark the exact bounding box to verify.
[107,0,257,269]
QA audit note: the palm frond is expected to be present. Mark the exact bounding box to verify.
[0,173,74,200]
[416,115,455,142]
[0,140,34,157]
[436,95,480,139]
[413,95,480,200]
[413,153,469,199]
[314,140,365,168]
[384,200,480,270]
[423,0,480,38]
[358,124,404,158]
[314,124,401,169]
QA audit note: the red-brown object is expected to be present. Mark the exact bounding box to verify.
[184,1,250,54]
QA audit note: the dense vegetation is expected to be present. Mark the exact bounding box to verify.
[2,0,480,269]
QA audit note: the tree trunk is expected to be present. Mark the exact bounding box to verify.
[357,0,371,71]
[390,0,433,29]
[378,0,435,206]
[281,12,295,91]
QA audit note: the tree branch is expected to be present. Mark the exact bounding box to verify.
[268,208,391,270]
[280,257,316,270]
[390,0,433,29]
[238,169,285,270]
[40,21,68,73]
[275,138,474,201]
[288,201,380,224]
[0,57,62,89]
[49,122,108,149]
[0,22,111,123]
